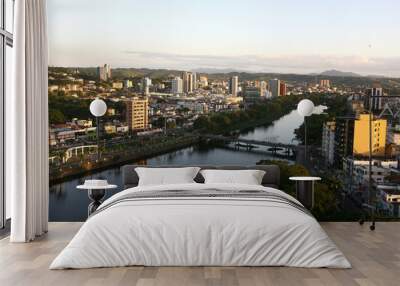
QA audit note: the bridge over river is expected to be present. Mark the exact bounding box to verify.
[202,134,298,157]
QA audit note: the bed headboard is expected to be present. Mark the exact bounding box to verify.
[121,165,280,189]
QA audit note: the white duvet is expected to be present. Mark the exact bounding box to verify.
[50,183,351,269]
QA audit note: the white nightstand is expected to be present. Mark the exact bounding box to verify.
[77,180,117,216]
[289,176,321,209]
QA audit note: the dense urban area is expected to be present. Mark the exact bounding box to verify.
[48,65,400,219]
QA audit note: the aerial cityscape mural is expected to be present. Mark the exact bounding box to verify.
[47,0,400,221]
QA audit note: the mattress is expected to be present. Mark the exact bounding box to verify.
[50,183,351,269]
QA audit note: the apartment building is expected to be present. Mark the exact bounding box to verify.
[126,97,149,131]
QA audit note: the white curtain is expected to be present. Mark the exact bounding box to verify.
[7,0,49,242]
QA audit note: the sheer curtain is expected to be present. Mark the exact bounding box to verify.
[7,0,48,242]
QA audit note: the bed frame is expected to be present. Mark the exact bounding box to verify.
[121,165,280,189]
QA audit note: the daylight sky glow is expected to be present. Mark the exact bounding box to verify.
[48,0,400,76]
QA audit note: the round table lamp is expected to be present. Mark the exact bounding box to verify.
[90,98,107,117]
[297,99,315,164]
[90,98,107,161]
[297,99,315,117]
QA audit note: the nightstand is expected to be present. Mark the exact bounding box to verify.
[77,180,117,217]
[289,176,321,210]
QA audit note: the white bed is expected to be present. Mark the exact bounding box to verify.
[50,183,351,269]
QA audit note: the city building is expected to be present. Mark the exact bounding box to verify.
[386,125,400,156]
[242,86,261,105]
[126,97,149,131]
[353,165,390,187]
[260,81,267,97]
[112,82,123,89]
[171,77,183,94]
[199,76,208,87]
[342,158,397,193]
[229,76,239,97]
[142,77,152,95]
[353,114,387,157]
[182,71,195,93]
[192,72,197,90]
[322,121,336,166]
[98,64,111,81]
[334,116,355,168]
[377,185,400,217]
[268,79,280,97]
[279,81,287,96]
[364,83,385,112]
[124,80,133,89]
[48,85,59,92]
[319,79,330,88]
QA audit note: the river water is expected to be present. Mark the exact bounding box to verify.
[49,110,303,221]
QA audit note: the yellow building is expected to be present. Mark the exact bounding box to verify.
[126,98,149,131]
[353,114,387,157]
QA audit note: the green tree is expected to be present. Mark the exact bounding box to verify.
[49,109,65,124]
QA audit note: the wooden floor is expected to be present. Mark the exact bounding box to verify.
[0,222,399,286]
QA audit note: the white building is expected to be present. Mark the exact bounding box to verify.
[171,77,183,94]
[366,84,385,111]
[142,77,152,95]
[98,64,111,81]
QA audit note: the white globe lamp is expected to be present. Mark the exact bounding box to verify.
[90,98,107,117]
[297,99,315,165]
[89,98,107,161]
[297,99,315,117]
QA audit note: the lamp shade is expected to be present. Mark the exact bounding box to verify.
[297,99,315,117]
[90,99,107,117]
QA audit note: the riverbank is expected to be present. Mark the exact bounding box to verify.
[49,135,200,185]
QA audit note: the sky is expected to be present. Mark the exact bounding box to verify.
[48,0,400,77]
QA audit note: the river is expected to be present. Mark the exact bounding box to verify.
[49,109,303,221]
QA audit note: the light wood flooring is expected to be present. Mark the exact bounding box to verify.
[0,222,399,286]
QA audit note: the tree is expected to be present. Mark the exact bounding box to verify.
[49,109,65,124]
[256,159,338,220]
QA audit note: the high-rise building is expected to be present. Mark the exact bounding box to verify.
[229,76,239,97]
[279,81,287,96]
[192,72,197,90]
[322,121,336,166]
[268,79,280,97]
[126,98,149,131]
[98,64,112,81]
[319,79,330,88]
[142,77,152,95]
[365,83,385,112]
[334,116,355,168]
[260,81,267,97]
[353,114,387,157]
[182,71,195,93]
[171,77,183,94]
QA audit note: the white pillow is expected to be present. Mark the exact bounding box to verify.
[135,167,201,186]
[200,169,266,185]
